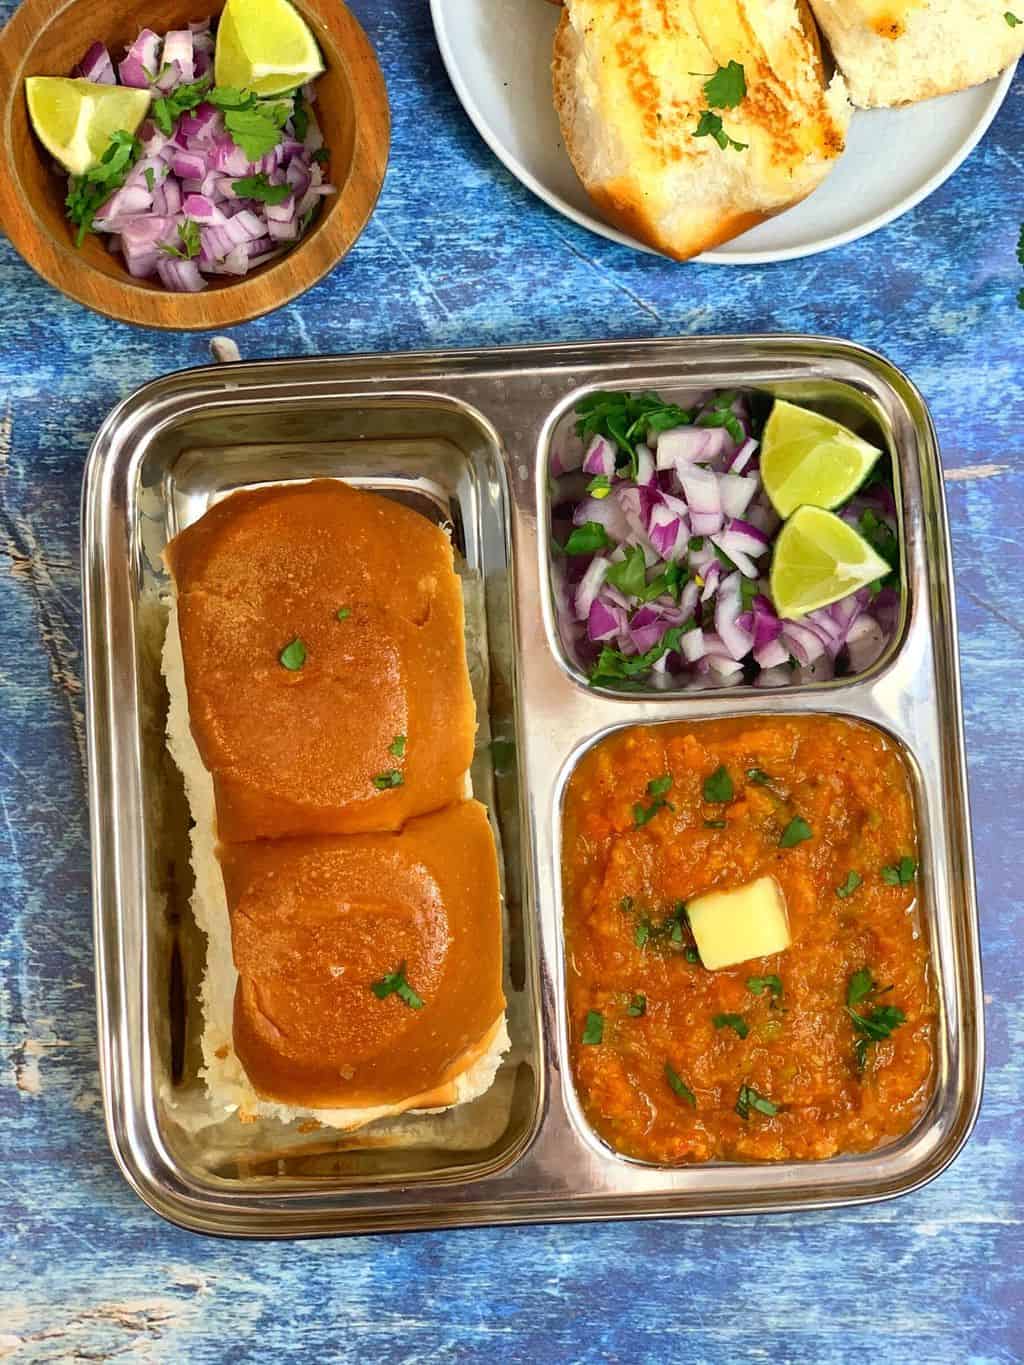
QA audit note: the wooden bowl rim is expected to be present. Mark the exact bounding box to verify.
[0,0,389,330]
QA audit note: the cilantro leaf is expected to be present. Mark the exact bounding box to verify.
[882,855,917,885]
[224,106,284,161]
[231,172,292,205]
[779,816,813,848]
[588,624,692,688]
[336,607,351,620]
[836,870,863,899]
[713,1013,749,1039]
[388,735,406,758]
[574,391,694,474]
[736,1084,778,1119]
[371,961,424,1010]
[694,110,748,151]
[746,768,772,786]
[627,993,646,1018]
[634,921,650,949]
[1006,10,1021,24]
[703,60,746,109]
[702,764,734,803]
[747,974,783,1003]
[152,77,213,136]
[634,774,674,826]
[582,1010,604,1045]
[606,544,648,596]
[665,1063,696,1106]
[372,769,404,789]
[64,129,141,246]
[160,218,201,260]
[562,522,611,556]
[846,968,906,1069]
[278,637,306,670]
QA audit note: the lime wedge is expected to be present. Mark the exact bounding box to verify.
[215,0,325,97]
[769,505,891,619]
[761,400,882,520]
[25,78,150,176]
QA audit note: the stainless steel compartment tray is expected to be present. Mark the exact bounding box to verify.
[83,336,983,1237]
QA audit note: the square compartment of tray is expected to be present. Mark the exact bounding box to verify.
[538,379,910,699]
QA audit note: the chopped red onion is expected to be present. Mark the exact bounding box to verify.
[77,42,116,84]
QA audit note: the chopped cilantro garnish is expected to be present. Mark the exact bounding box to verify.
[634,774,674,826]
[704,819,726,830]
[371,961,424,1010]
[574,390,694,475]
[634,921,650,949]
[1006,10,1021,24]
[846,968,906,1070]
[372,769,404,789]
[152,76,213,135]
[336,607,351,620]
[779,817,812,848]
[278,637,306,670]
[693,110,747,152]
[223,104,289,161]
[231,172,292,205]
[688,535,704,552]
[627,993,647,1018]
[747,974,783,1003]
[703,765,734,803]
[665,1063,696,1106]
[736,1083,778,1119]
[582,1010,604,1045]
[562,522,611,556]
[160,218,201,260]
[713,1013,749,1039]
[606,544,648,596]
[703,61,746,109]
[746,768,772,786]
[389,735,406,758]
[684,947,700,964]
[882,855,917,885]
[64,129,141,246]
[836,870,863,899]
[588,624,692,688]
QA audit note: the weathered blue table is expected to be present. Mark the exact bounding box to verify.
[1,2,1021,1359]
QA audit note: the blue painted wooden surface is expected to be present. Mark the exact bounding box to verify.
[1,1,1022,1359]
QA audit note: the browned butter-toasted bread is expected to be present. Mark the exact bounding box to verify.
[553,0,852,260]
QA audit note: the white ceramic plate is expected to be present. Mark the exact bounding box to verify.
[431,0,1016,264]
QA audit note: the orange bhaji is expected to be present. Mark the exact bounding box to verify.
[562,716,934,1165]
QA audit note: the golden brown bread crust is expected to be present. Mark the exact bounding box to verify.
[223,802,506,1109]
[165,479,476,843]
[553,0,851,260]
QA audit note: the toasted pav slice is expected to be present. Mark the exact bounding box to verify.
[552,0,851,261]
[164,479,476,842]
[806,0,1024,107]
[220,801,506,1112]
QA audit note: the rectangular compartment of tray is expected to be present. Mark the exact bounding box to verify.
[553,713,941,1173]
[84,337,982,1236]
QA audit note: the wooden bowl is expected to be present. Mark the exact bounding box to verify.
[0,0,389,329]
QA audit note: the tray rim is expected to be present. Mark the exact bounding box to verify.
[82,334,984,1238]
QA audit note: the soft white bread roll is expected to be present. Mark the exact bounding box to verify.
[553,0,851,260]
[806,1,1024,107]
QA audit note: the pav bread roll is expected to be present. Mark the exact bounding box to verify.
[552,0,851,260]
[162,478,509,1128]
[165,478,476,843]
[806,1,1024,107]
[223,802,506,1111]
